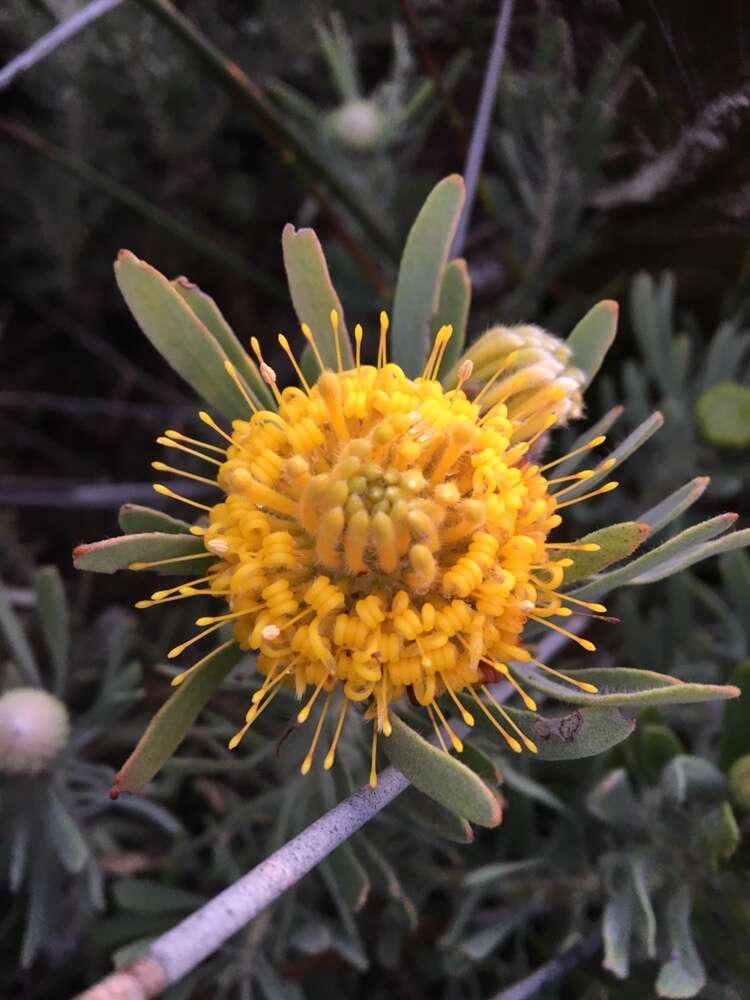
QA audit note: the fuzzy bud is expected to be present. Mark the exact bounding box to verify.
[328,99,384,153]
[0,688,70,775]
[452,324,586,425]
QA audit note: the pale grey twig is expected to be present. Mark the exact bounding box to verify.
[0,0,125,92]
[490,931,601,1000]
[451,0,515,257]
[74,628,576,1000]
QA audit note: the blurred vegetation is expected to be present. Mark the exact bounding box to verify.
[1,1,749,998]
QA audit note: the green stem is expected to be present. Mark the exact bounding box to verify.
[136,0,397,264]
[0,118,284,295]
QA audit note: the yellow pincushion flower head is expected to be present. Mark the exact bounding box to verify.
[140,307,614,788]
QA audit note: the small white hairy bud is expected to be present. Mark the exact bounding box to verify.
[328,99,384,153]
[0,688,70,775]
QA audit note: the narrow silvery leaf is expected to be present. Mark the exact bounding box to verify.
[566,300,619,389]
[118,504,192,535]
[34,567,69,695]
[638,477,710,535]
[73,532,207,576]
[553,405,623,478]
[629,527,750,584]
[655,886,706,998]
[0,585,41,686]
[433,258,471,379]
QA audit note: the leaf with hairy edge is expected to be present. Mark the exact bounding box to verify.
[572,514,741,599]
[562,522,651,585]
[511,665,740,709]
[282,224,352,372]
[434,259,471,379]
[383,714,501,827]
[639,478,710,535]
[628,527,750,584]
[171,276,274,409]
[118,504,192,536]
[561,412,663,502]
[114,251,253,420]
[497,705,635,761]
[34,567,69,694]
[397,787,474,844]
[391,175,465,377]
[566,300,619,389]
[111,641,244,796]
[73,533,207,576]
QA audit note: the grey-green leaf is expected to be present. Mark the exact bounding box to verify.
[0,584,41,686]
[661,755,727,807]
[655,886,706,998]
[172,276,274,408]
[326,841,370,912]
[46,794,89,874]
[511,664,740,709]
[73,532,207,576]
[33,567,69,694]
[391,175,465,377]
[112,640,244,795]
[115,250,252,420]
[118,504,192,536]
[562,522,651,585]
[638,478,710,535]
[433,258,471,378]
[397,787,474,843]
[498,705,635,761]
[282,224,352,372]
[566,300,619,389]
[383,713,501,827]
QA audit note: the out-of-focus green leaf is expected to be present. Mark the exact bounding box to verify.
[391,175,465,377]
[118,504,192,536]
[21,853,51,968]
[383,713,501,827]
[282,224,352,372]
[73,532,207,576]
[700,802,740,862]
[553,405,623,478]
[511,665,740,709]
[719,662,750,768]
[459,906,534,961]
[498,705,635,760]
[638,724,683,782]
[0,584,41,686]
[115,250,255,419]
[113,878,205,913]
[728,755,750,811]
[358,837,417,928]
[46,794,89,873]
[462,858,544,889]
[33,567,68,694]
[172,275,275,408]
[695,381,750,448]
[433,258,471,378]
[397,787,474,843]
[638,478,710,535]
[662,755,726,807]
[112,641,244,795]
[566,300,618,389]
[655,886,706,998]
[499,760,568,814]
[720,549,750,617]
[456,740,501,784]
[561,522,650,585]
[603,879,633,979]
[327,841,370,912]
[587,768,645,834]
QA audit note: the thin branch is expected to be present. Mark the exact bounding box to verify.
[74,629,575,1000]
[0,118,285,297]
[136,0,396,269]
[0,0,125,91]
[451,0,515,257]
[490,932,601,1000]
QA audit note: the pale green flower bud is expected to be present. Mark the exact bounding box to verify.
[0,688,70,775]
[729,754,750,811]
[328,99,384,153]
[451,324,586,426]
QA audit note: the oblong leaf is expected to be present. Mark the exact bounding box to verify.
[73,532,207,576]
[553,405,624,477]
[34,567,69,693]
[282,224,352,372]
[115,250,253,420]
[112,640,244,795]
[562,522,651,585]
[497,705,635,761]
[383,713,501,827]
[629,527,750,585]
[397,787,474,843]
[434,258,471,379]
[0,585,41,686]
[655,886,706,998]
[566,300,619,389]
[511,664,740,708]
[391,175,465,377]
[46,793,89,874]
[463,858,544,889]
[719,662,750,768]
[172,276,274,408]
[118,504,192,535]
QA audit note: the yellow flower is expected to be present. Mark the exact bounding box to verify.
[139,314,615,787]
